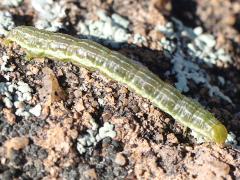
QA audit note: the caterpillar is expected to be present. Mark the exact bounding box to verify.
[5,26,228,144]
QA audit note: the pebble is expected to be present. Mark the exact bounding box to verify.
[133,33,146,45]
[14,101,24,108]
[77,121,117,154]
[193,26,203,35]
[112,13,129,29]
[209,52,217,60]
[17,81,32,93]
[96,122,117,141]
[15,91,23,101]
[167,133,178,144]
[4,91,12,99]
[29,104,42,117]
[98,98,104,106]
[216,48,225,55]
[218,54,231,62]
[103,22,113,37]
[90,118,99,131]
[197,34,216,48]
[22,92,32,101]
[218,76,225,86]
[0,82,8,93]
[3,97,13,108]
[96,10,111,22]
[187,43,196,52]
[83,168,97,179]
[114,28,129,42]
[7,83,16,93]
[115,153,127,166]
[185,146,193,151]
[74,99,85,112]
[211,160,230,176]
[15,108,30,118]
[3,108,16,125]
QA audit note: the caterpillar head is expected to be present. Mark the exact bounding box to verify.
[210,123,228,144]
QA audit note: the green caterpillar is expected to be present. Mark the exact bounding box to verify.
[5,26,228,144]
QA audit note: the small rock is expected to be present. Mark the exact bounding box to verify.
[115,153,127,166]
[29,104,42,117]
[3,108,16,125]
[198,34,216,48]
[3,97,13,108]
[26,65,39,75]
[102,112,112,121]
[4,137,29,158]
[105,87,112,93]
[73,89,82,98]
[111,13,129,29]
[74,99,85,112]
[193,27,203,35]
[96,122,116,141]
[17,81,32,93]
[167,133,178,144]
[14,101,24,109]
[83,168,97,179]
[22,92,32,101]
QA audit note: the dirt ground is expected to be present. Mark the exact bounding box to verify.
[0,0,240,179]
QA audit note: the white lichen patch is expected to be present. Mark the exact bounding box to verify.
[3,96,13,108]
[111,13,130,29]
[170,51,232,103]
[188,30,232,66]
[225,132,240,149]
[0,54,42,118]
[77,10,131,48]
[0,11,15,36]
[133,33,147,45]
[31,0,66,31]
[29,104,42,117]
[190,130,206,144]
[170,51,206,92]
[77,130,96,154]
[158,18,232,103]
[206,84,231,103]
[96,122,117,142]
[0,81,33,118]
[0,0,23,7]
[77,120,116,154]
[1,54,15,72]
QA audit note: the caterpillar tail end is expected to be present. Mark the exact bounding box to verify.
[210,123,228,144]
